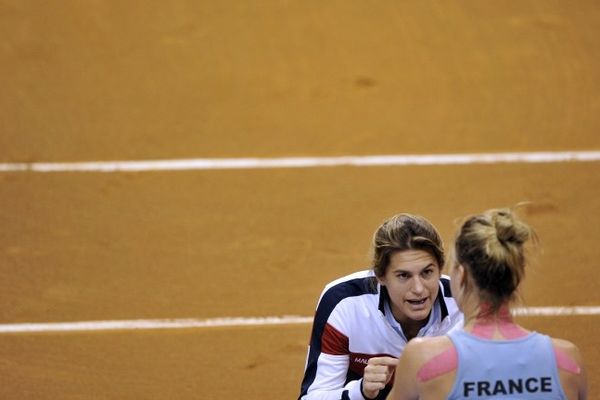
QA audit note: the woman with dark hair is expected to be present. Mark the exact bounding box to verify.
[299,213,463,400]
[387,208,587,400]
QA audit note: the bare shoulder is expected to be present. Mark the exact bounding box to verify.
[551,338,582,358]
[392,336,456,399]
[551,337,586,378]
[403,336,453,363]
[408,335,452,347]
[551,337,587,399]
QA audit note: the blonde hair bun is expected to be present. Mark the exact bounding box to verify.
[454,207,535,310]
[492,209,531,246]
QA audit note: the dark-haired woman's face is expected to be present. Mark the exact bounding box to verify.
[378,250,441,325]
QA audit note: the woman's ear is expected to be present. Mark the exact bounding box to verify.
[451,264,469,311]
[452,263,465,288]
[457,264,468,289]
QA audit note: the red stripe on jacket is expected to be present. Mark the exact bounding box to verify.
[321,323,349,355]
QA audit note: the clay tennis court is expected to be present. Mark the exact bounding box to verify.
[1,1,599,398]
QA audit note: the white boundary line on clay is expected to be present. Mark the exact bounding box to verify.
[0,306,598,334]
[1,151,600,172]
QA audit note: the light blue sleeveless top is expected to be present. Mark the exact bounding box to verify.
[447,330,567,399]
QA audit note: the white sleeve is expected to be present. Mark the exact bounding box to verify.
[300,274,375,400]
[300,310,368,400]
[301,352,366,400]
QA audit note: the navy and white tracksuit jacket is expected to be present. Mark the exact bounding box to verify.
[299,270,463,400]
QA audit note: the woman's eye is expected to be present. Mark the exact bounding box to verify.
[422,269,433,277]
[396,273,409,280]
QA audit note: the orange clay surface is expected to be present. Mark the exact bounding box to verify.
[1,1,599,398]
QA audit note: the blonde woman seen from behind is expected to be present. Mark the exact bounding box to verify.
[387,208,587,400]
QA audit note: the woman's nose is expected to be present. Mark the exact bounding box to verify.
[412,277,425,294]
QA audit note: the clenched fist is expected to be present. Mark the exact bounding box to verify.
[361,356,399,399]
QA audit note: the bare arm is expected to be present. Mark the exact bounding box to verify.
[552,338,587,400]
[386,340,422,400]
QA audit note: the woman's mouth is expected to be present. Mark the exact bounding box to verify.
[406,298,427,307]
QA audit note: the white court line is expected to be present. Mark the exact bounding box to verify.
[1,151,600,172]
[0,316,313,334]
[0,306,598,334]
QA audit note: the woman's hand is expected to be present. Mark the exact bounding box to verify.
[361,356,399,399]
